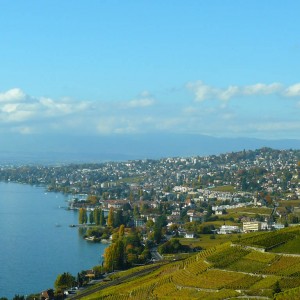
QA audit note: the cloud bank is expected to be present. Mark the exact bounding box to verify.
[1,81,300,139]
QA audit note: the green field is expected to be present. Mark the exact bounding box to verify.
[211,185,236,192]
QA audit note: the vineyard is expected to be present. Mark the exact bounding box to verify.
[78,226,300,300]
[236,226,300,252]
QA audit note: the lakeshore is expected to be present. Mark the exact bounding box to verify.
[0,182,108,299]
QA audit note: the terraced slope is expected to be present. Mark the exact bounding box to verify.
[74,226,300,300]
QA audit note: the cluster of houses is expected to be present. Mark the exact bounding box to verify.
[67,192,288,239]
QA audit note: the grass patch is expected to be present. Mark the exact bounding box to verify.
[227,206,272,215]
[211,185,236,192]
[179,234,239,249]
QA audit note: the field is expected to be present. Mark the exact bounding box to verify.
[177,232,244,251]
[227,206,272,216]
[211,185,236,192]
[74,226,300,300]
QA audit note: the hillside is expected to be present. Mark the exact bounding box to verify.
[71,226,300,300]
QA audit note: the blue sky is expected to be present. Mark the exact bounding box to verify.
[1,1,300,141]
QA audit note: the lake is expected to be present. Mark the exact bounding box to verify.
[0,182,107,299]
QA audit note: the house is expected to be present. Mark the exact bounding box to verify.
[186,210,195,216]
[85,269,95,280]
[189,212,206,223]
[185,232,194,238]
[215,209,224,215]
[134,218,145,227]
[273,223,285,230]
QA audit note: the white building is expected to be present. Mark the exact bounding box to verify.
[218,225,240,234]
[243,221,261,232]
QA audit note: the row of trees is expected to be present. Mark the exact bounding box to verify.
[79,207,128,227]
[78,207,105,225]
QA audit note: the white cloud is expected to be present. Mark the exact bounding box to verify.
[39,97,92,115]
[186,81,217,102]
[0,88,93,118]
[124,91,155,108]
[2,103,19,113]
[284,83,300,97]
[127,98,154,108]
[219,85,240,100]
[187,81,285,102]
[242,83,282,95]
[1,83,300,139]
[4,110,35,122]
[0,88,26,102]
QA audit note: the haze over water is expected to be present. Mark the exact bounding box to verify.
[0,182,107,299]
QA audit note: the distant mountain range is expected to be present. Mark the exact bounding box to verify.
[1,133,300,164]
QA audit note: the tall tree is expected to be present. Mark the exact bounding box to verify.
[118,224,125,238]
[107,207,114,227]
[89,211,94,224]
[103,244,114,271]
[93,208,101,225]
[100,208,105,226]
[153,223,163,244]
[114,210,124,227]
[104,238,125,271]
[78,208,87,224]
[133,205,140,218]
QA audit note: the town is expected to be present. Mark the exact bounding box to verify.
[1,147,300,238]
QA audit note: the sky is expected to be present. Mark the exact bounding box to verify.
[1,0,300,146]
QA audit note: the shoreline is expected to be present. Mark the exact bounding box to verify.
[0,182,109,299]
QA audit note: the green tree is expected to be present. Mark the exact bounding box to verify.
[133,205,140,218]
[93,208,101,225]
[114,209,124,227]
[273,281,281,295]
[119,224,125,238]
[103,243,119,271]
[54,272,76,291]
[93,208,98,225]
[89,211,94,224]
[146,219,154,231]
[153,223,163,244]
[92,265,103,278]
[87,195,98,205]
[78,208,87,224]
[100,208,105,226]
[107,207,114,227]
[114,240,125,270]
[77,272,83,287]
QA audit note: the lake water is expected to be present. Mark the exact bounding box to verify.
[0,182,107,299]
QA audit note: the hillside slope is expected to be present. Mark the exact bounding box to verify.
[74,226,300,300]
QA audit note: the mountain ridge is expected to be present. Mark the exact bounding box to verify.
[2,133,300,164]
